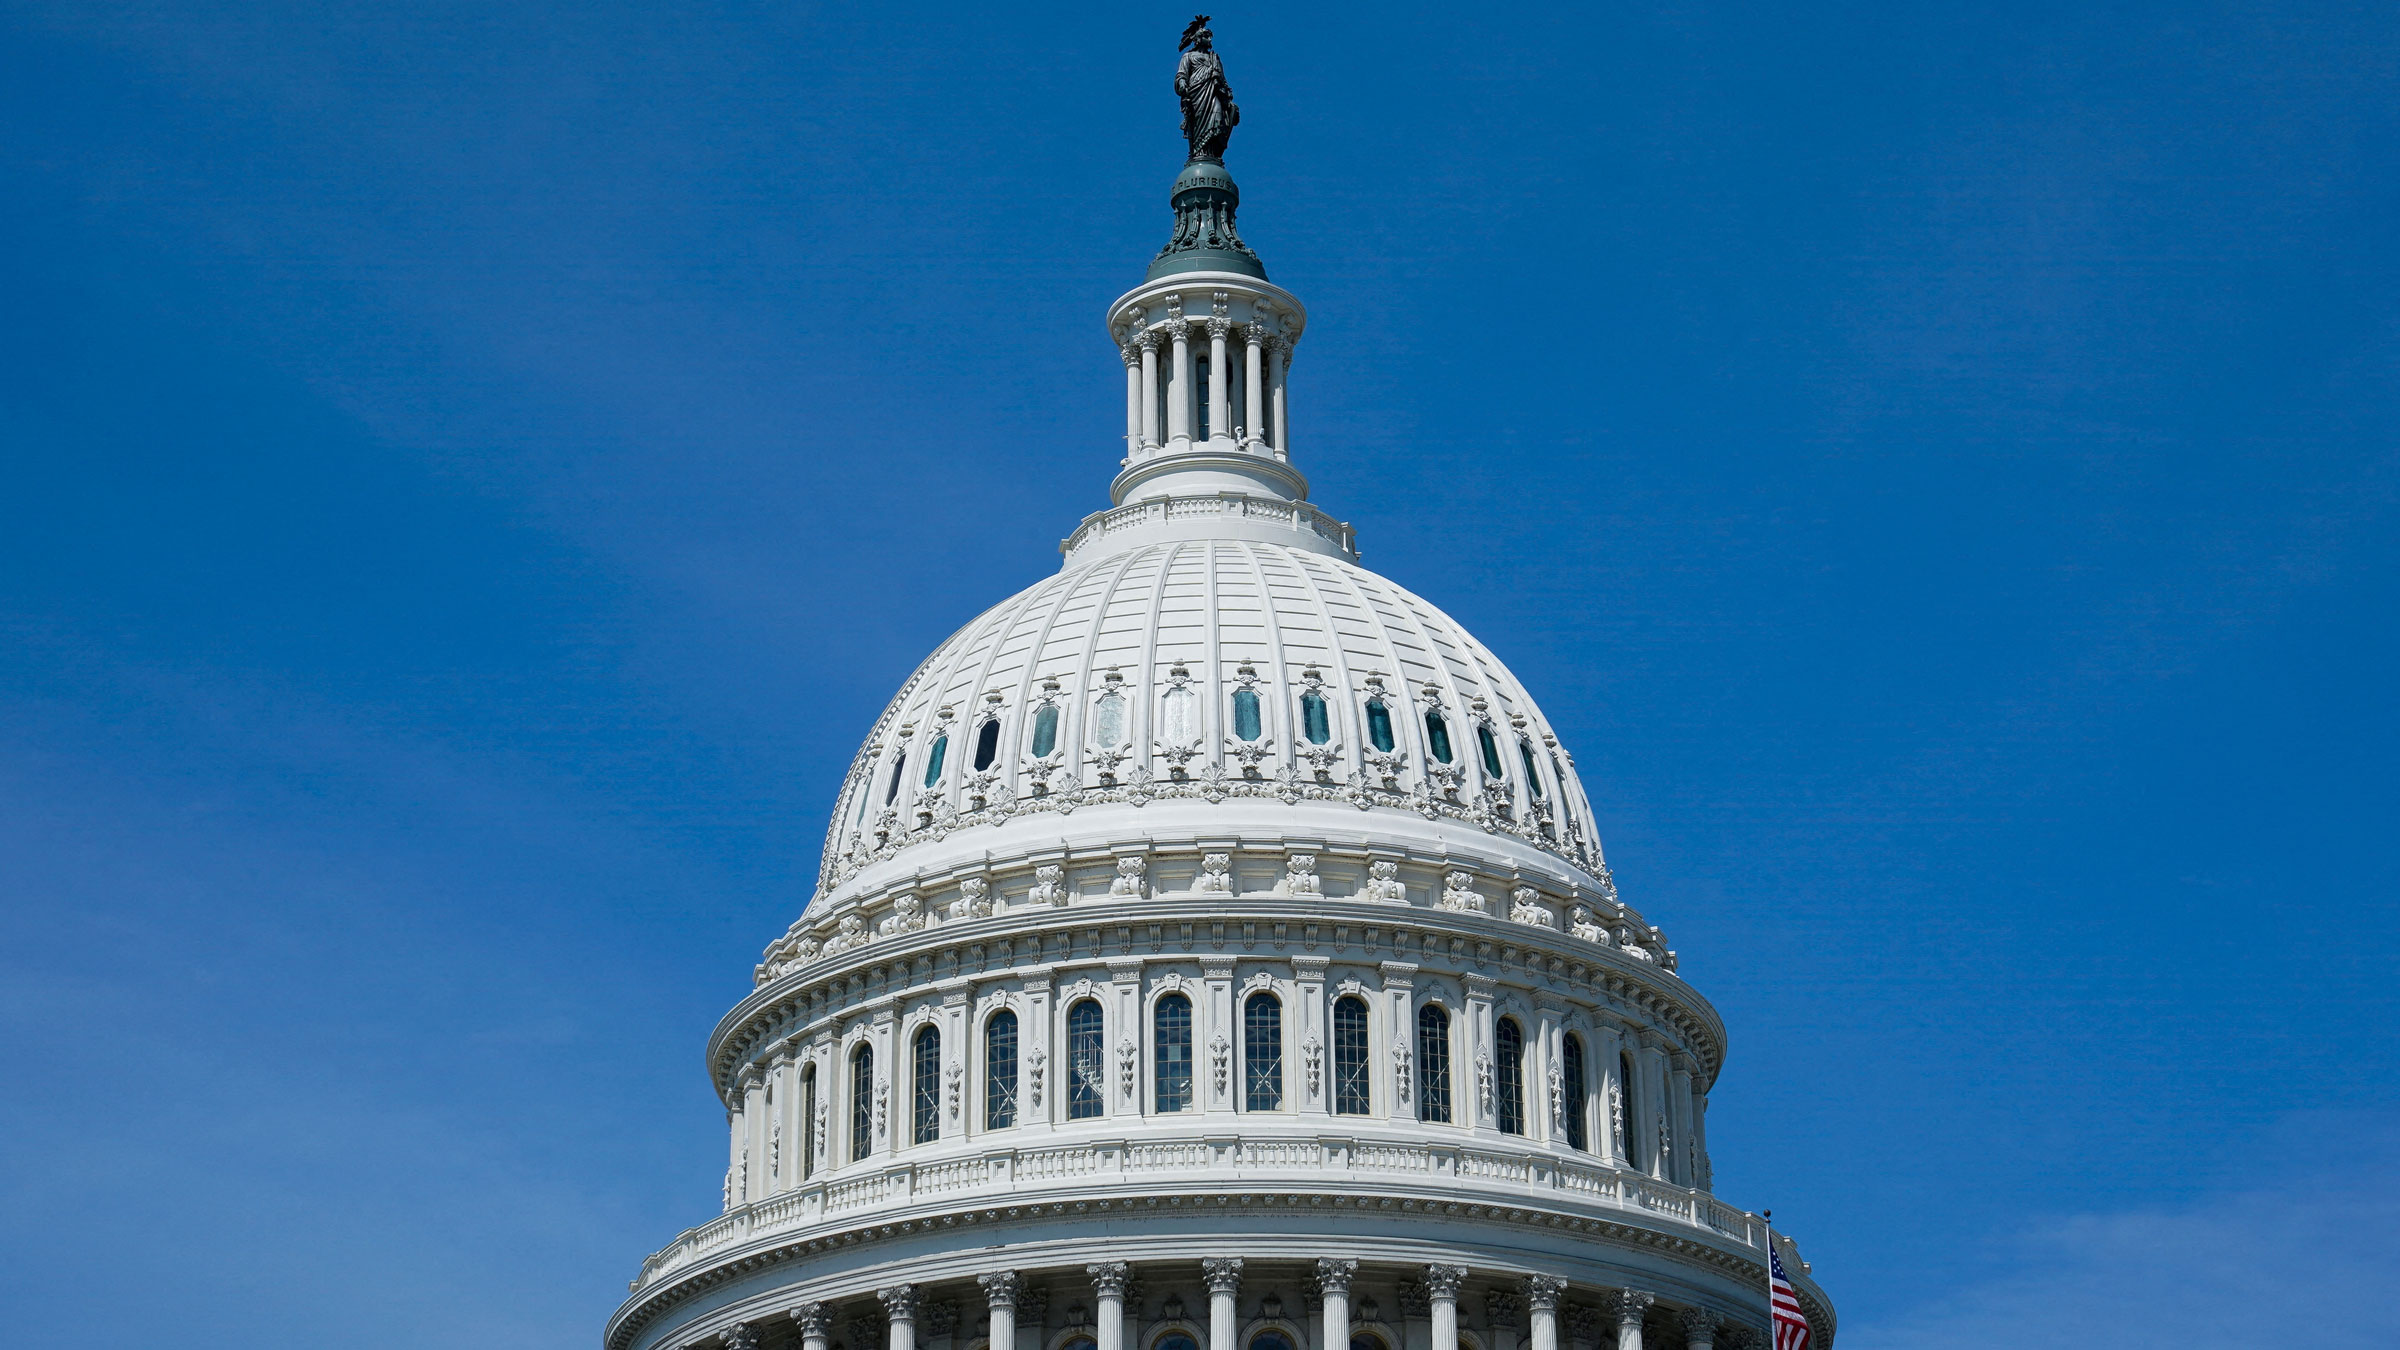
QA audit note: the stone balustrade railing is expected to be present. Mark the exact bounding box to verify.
[630,1128,1766,1294]
[1060,493,1356,565]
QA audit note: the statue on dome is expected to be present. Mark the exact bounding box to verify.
[1176,16,1240,161]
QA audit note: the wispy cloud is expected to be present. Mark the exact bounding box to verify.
[1843,1114,2400,1349]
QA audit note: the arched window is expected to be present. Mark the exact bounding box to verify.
[1333,995,1371,1115]
[849,1044,874,1161]
[884,753,907,805]
[1364,698,1396,753]
[1424,708,1455,764]
[1519,740,1544,797]
[985,1010,1019,1130]
[1154,992,1194,1111]
[799,1063,818,1177]
[1231,687,1263,741]
[1416,1004,1453,1123]
[1494,1018,1526,1135]
[1155,1336,1201,1350]
[972,718,1002,771]
[1478,723,1506,779]
[1250,1335,1297,1350]
[912,1024,942,1145]
[921,732,948,788]
[1620,1050,1642,1168]
[1562,1033,1589,1151]
[1029,704,1060,758]
[1067,1000,1105,1120]
[1298,690,1332,745]
[1351,1337,1390,1350]
[1243,991,1284,1111]
[1093,689,1127,749]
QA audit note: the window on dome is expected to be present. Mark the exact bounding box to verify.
[1299,690,1332,745]
[1552,752,1576,833]
[1519,740,1544,797]
[1620,1051,1642,1168]
[985,1010,1019,1130]
[1494,1018,1526,1136]
[1093,689,1128,749]
[972,718,1002,772]
[912,1024,942,1145]
[854,780,871,826]
[922,733,948,789]
[1030,704,1059,758]
[1154,993,1194,1111]
[885,754,907,805]
[1478,723,1505,779]
[1231,687,1263,741]
[1244,991,1283,1111]
[1424,709,1454,764]
[1333,995,1371,1115]
[1364,698,1396,753]
[1416,1004,1452,1123]
[1562,1033,1589,1152]
[1067,1000,1106,1120]
[850,1044,874,1162]
[1161,686,1198,745]
[799,1063,818,1177]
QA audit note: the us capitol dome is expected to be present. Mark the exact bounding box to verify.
[607,25,1835,1350]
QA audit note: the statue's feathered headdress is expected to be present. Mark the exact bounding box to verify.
[1179,15,1212,51]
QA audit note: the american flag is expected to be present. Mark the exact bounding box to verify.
[1767,1241,1812,1350]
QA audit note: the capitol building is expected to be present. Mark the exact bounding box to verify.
[605,27,1835,1350]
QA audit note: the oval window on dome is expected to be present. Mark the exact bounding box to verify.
[1364,698,1396,753]
[1424,709,1454,764]
[1231,687,1263,742]
[1519,740,1544,798]
[1093,690,1127,749]
[885,754,907,805]
[1299,691,1331,745]
[972,718,1002,772]
[922,733,948,788]
[1030,704,1059,758]
[1477,723,1505,779]
[1161,686,1197,745]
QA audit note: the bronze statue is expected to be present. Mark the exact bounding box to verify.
[1176,16,1239,161]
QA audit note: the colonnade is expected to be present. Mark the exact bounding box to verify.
[1122,318,1291,459]
[717,1259,1752,1350]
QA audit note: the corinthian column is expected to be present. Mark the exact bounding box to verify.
[1207,317,1232,442]
[1089,1262,1131,1350]
[1677,1309,1716,1350]
[1316,1259,1356,1350]
[980,1274,1024,1350]
[1243,323,1267,448]
[881,1286,922,1350]
[1168,323,1193,444]
[1204,1257,1245,1350]
[1424,1265,1467,1350]
[1268,336,1290,458]
[1137,330,1161,451]
[1611,1291,1653,1350]
[1123,346,1143,457]
[1525,1277,1565,1350]
[793,1302,832,1350]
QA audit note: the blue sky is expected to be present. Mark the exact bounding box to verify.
[3,3,2395,1346]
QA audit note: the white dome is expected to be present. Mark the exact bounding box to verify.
[815,536,1607,900]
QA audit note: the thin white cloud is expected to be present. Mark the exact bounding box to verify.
[1843,1114,2399,1349]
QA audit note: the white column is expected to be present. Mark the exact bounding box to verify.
[1382,961,1418,1125]
[1090,1262,1131,1350]
[882,1286,921,1350]
[980,1273,1023,1350]
[742,1074,768,1203]
[723,1093,745,1212]
[1425,1265,1466,1350]
[1535,1006,1563,1145]
[1669,1063,1696,1185]
[1123,347,1142,458]
[1612,1291,1653,1350]
[1203,956,1237,1115]
[1317,1259,1355,1350]
[1268,338,1290,458]
[1595,1025,1627,1166]
[1207,318,1231,442]
[1243,323,1267,448]
[1205,1257,1244,1350]
[794,1302,832,1350]
[1295,956,1330,1118]
[1169,323,1193,444]
[1138,333,1161,451]
[1678,1309,1714,1350]
[1463,973,1496,1131]
[1525,1278,1564,1350]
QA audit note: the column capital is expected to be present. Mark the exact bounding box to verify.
[1612,1290,1654,1328]
[980,1272,1026,1309]
[1524,1276,1567,1313]
[722,1324,762,1350]
[1422,1264,1468,1300]
[1314,1258,1357,1296]
[1674,1308,1718,1349]
[1134,328,1161,353]
[1122,346,1141,367]
[791,1302,833,1338]
[880,1286,921,1323]
[1207,316,1233,339]
[1202,1256,1245,1294]
[1087,1261,1131,1298]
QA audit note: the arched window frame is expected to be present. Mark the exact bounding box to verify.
[1332,993,1372,1116]
[911,1022,942,1145]
[983,1007,1020,1131]
[1242,988,1285,1112]
[848,1041,875,1163]
[798,1061,818,1178]
[1561,1031,1590,1152]
[1493,1016,1527,1136]
[1415,1002,1454,1124]
[1065,998,1107,1120]
[1620,1049,1643,1169]
[1152,990,1196,1113]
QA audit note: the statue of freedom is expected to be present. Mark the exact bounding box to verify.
[1176,16,1239,161]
